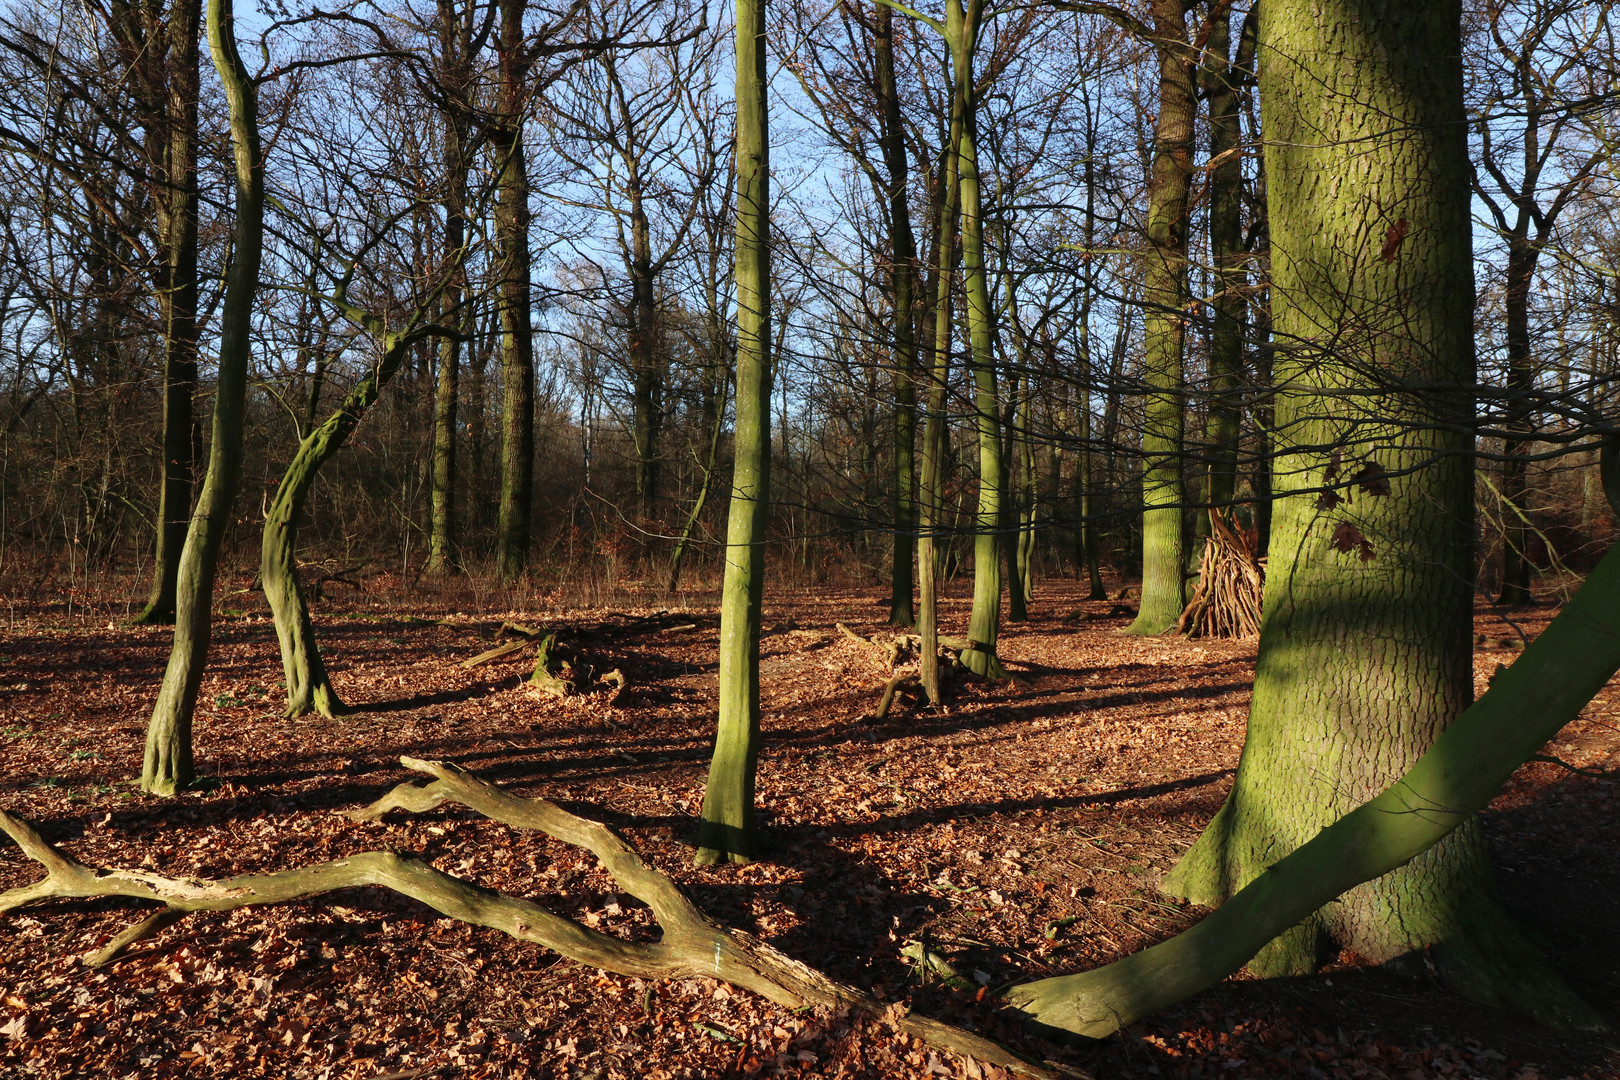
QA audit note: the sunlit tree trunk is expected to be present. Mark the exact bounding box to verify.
[694,0,771,866]
[141,0,262,795]
[1161,0,1590,1020]
[951,0,1011,679]
[1122,0,1194,635]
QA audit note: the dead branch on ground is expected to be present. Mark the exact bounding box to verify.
[0,759,1074,1079]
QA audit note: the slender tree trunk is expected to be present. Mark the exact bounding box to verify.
[1123,0,1194,635]
[1162,0,1588,1020]
[951,0,1010,679]
[629,186,664,526]
[494,0,534,583]
[917,131,962,707]
[264,322,432,718]
[428,11,471,576]
[141,0,262,795]
[694,0,771,866]
[875,2,917,628]
[1497,237,1536,605]
[135,0,200,626]
[1199,5,1244,543]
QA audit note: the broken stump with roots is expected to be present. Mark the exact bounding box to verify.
[0,757,1077,1080]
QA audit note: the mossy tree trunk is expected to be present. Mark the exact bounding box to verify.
[140,0,262,795]
[265,300,459,719]
[1121,0,1194,635]
[1008,507,1620,1036]
[1160,0,1590,1020]
[950,0,1011,679]
[694,0,771,866]
[494,0,535,583]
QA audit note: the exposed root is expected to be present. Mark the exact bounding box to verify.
[0,759,1079,1080]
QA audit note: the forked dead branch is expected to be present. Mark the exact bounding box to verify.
[0,758,1078,1080]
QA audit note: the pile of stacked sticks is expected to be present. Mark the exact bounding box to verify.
[1175,508,1265,639]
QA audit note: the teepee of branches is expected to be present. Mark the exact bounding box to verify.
[1176,508,1264,639]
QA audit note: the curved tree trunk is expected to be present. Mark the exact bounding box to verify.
[264,342,416,718]
[1161,0,1588,1020]
[1122,0,1194,635]
[694,0,772,866]
[140,0,262,795]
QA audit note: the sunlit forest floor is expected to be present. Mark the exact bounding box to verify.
[1,569,1616,1079]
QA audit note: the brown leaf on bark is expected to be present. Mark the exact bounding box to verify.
[1351,462,1391,496]
[1380,218,1410,263]
[1324,449,1343,482]
[1330,522,1375,562]
[1317,490,1343,510]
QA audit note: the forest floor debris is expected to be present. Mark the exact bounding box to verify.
[0,573,1616,1079]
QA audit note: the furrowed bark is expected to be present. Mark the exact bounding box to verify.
[1006,530,1620,1036]
[140,0,262,795]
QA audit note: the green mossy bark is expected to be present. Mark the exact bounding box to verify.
[1160,0,1587,1022]
[141,0,261,795]
[263,330,424,719]
[428,22,471,577]
[695,0,772,866]
[1122,0,1194,636]
[1006,533,1620,1036]
[951,0,1011,680]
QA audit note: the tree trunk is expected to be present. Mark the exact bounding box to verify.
[141,0,262,796]
[1162,0,1589,1020]
[695,0,771,865]
[917,130,961,707]
[876,2,917,628]
[264,321,432,718]
[1198,5,1244,551]
[1496,237,1536,605]
[1122,0,1194,635]
[428,7,471,577]
[494,0,534,583]
[134,0,200,626]
[952,0,1009,679]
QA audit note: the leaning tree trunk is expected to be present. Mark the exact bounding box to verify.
[694,0,772,866]
[264,323,435,719]
[140,0,262,795]
[1160,0,1592,1023]
[134,0,201,626]
[1123,0,1194,636]
[1008,483,1620,1035]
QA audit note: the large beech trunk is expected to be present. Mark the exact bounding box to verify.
[1007,504,1620,1035]
[1158,0,1592,1024]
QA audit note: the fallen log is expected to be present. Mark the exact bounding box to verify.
[0,759,1075,1079]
